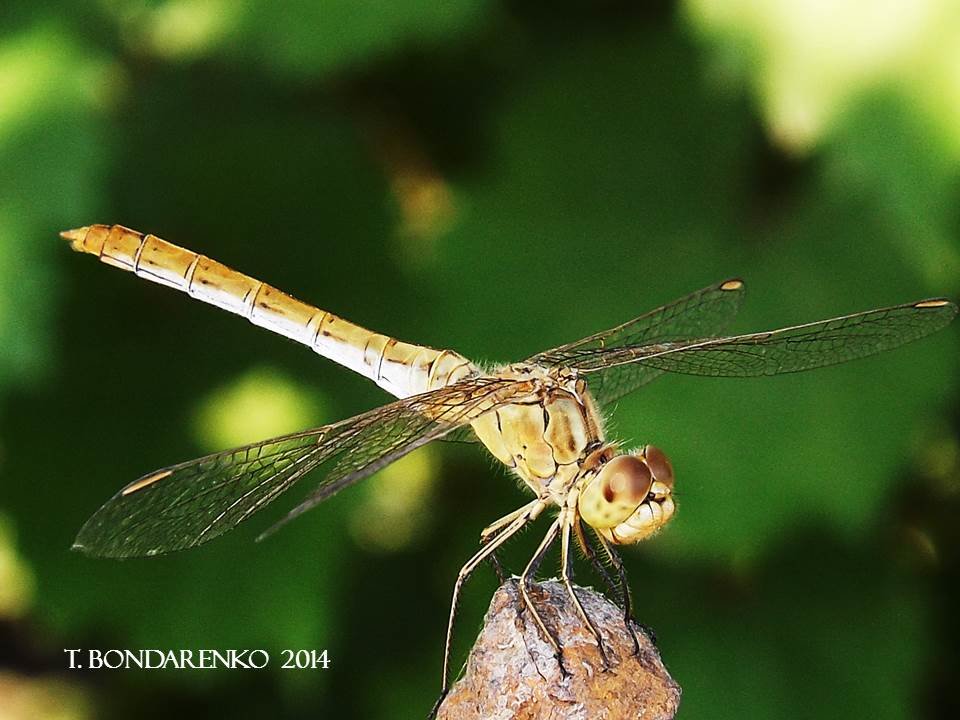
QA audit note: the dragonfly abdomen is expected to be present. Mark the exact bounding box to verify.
[60,224,473,397]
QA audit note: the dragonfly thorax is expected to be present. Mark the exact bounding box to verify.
[578,444,676,545]
[469,364,601,497]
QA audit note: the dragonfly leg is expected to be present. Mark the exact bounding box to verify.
[485,549,507,584]
[438,501,544,703]
[572,518,620,604]
[560,512,610,670]
[594,531,648,652]
[480,499,539,542]
[479,499,540,584]
[518,518,567,677]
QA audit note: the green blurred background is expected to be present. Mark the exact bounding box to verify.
[2,1,960,718]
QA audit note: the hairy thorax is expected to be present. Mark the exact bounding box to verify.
[470,364,604,502]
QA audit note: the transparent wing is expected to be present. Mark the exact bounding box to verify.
[73,376,531,558]
[526,279,745,406]
[570,298,957,380]
[439,425,479,444]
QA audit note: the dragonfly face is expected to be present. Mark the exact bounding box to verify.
[59,224,958,701]
[578,444,676,545]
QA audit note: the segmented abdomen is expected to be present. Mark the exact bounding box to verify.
[61,224,475,397]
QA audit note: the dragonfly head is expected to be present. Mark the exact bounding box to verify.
[578,445,675,545]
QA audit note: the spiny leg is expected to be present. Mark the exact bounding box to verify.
[575,522,645,653]
[560,513,610,669]
[595,530,646,654]
[518,518,567,676]
[573,521,636,647]
[485,548,507,584]
[439,502,544,700]
[480,519,506,584]
[573,518,620,603]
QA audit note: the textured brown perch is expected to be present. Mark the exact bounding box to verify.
[437,579,681,720]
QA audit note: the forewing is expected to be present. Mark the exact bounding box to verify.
[526,279,745,405]
[573,298,957,379]
[73,376,529,558]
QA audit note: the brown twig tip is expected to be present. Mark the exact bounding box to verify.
[437,579,681,720]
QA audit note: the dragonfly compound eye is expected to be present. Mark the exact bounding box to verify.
[579,454,653,529]
[643,444,675,490]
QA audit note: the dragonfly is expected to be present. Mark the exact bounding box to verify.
[62,224,957,697]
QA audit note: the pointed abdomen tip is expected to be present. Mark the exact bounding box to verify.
[59,226,90,247]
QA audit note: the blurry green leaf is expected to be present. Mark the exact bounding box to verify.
[107,0,496,74]
[214,0,493,78]
[192,366,327,450]
[823,90,960,290]
[684,0,960,154]
[120,0,243,60]
[0,22,113,390]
